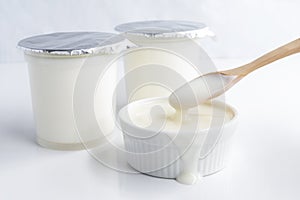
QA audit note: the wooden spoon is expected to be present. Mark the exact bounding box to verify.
[169,38,300,109]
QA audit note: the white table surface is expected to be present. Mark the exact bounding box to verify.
[1,57,300,200]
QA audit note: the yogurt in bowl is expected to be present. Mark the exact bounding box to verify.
[118,97,238,185]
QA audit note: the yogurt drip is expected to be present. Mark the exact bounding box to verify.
[169,108,203,185]
[167,73,236,184]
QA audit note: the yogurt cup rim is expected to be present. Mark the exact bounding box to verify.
[17,31,135,56]
[118,97,238,137]
[115,20,214,39]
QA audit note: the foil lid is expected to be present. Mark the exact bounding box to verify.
[115,20,215,39]
[18,32,135,56]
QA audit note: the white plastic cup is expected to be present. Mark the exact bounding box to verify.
[25,54,116,150]
[115,20,215,102]
[19,32,132,150]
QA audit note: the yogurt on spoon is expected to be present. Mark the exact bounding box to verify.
[170,38,300,109]
[169,72,238,110]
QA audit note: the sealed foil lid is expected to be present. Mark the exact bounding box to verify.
[115,20,214,38]
[18,32,135,56]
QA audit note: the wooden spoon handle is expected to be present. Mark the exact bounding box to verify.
[221,38,300,76]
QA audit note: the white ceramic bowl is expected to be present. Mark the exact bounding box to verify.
[118,97,238,178]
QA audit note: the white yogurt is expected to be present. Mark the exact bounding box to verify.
[169,73,238,109]
[119,97,236,185]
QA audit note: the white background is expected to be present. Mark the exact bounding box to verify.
[1,0,300,62]
[1,1,300,200]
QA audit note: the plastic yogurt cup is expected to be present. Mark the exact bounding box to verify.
[115,20,215,102]
[18,32,134,150]
[118,97,238,184]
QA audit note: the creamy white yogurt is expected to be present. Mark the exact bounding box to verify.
[169,73,238,109]
[120,97,234,184]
